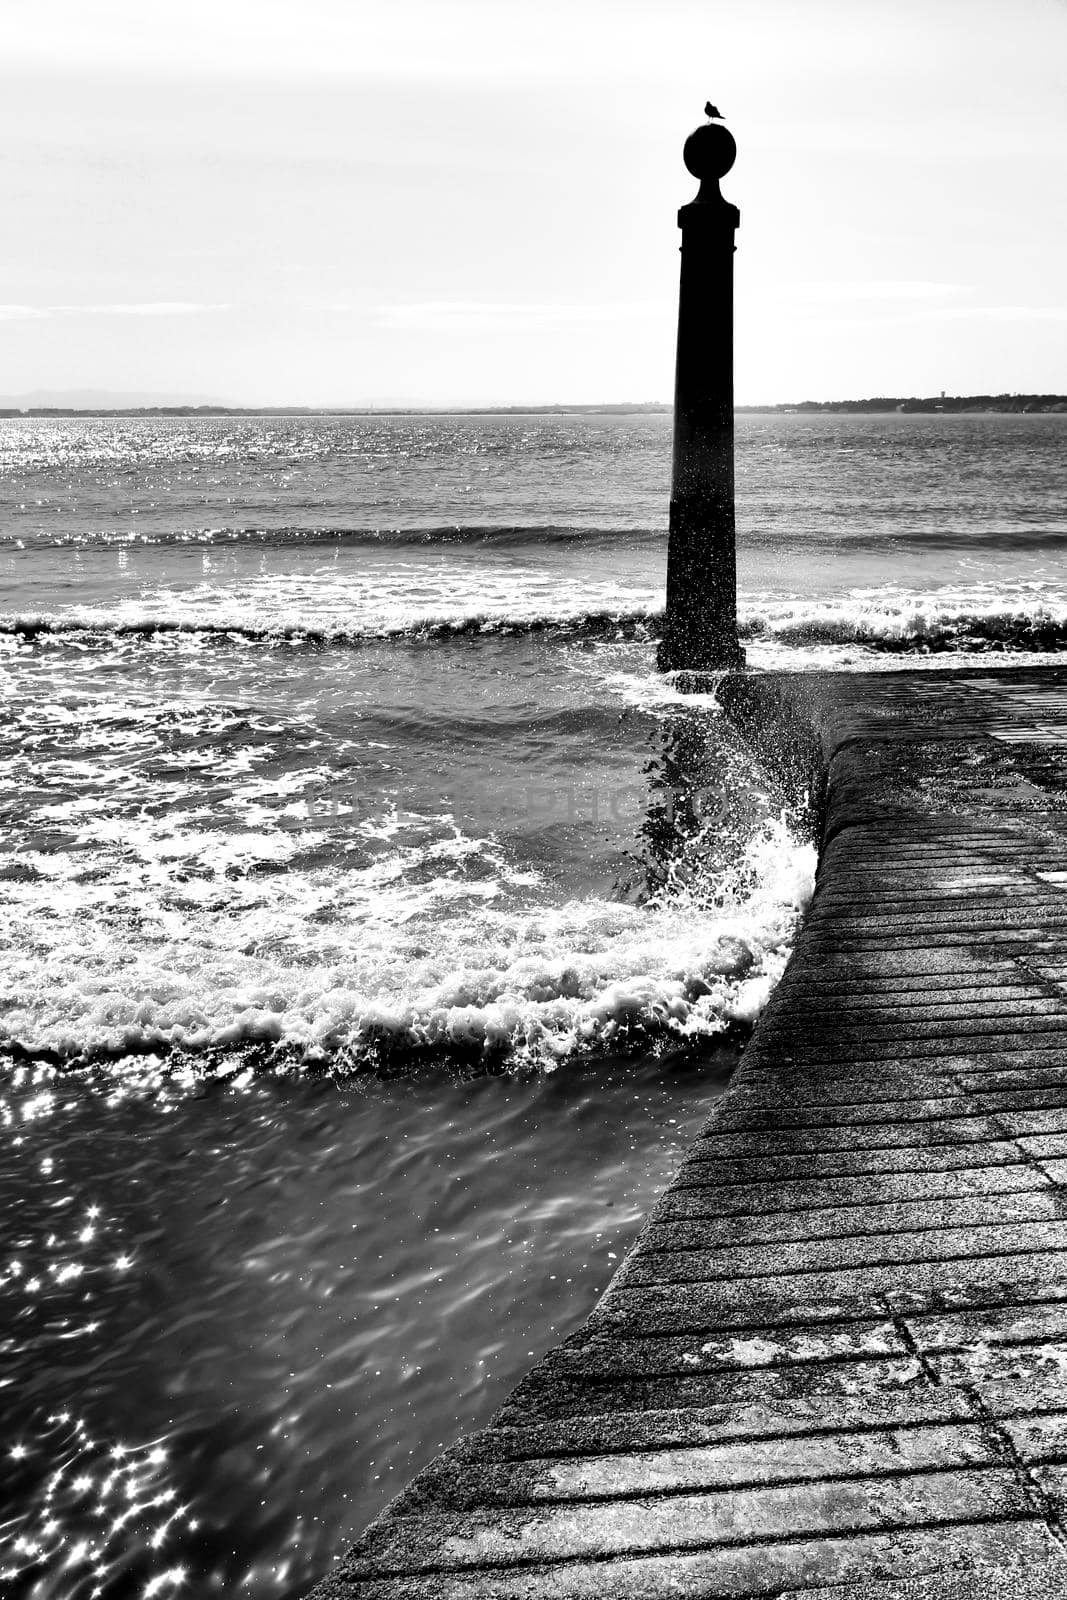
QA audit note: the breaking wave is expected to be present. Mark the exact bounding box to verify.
[0,607,661,646]
[742,587,1067,655]
[0,821,815,1073]
[5,584,1067,655]
[2,522,665,551]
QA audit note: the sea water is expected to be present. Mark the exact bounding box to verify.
[0,410,1063,1597]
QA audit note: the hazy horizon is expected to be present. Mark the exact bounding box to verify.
[1,387,1064,414]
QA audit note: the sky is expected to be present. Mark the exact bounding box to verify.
[0,0,1064,407]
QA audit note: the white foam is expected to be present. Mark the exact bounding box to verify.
[1,818,814,1070]
[6,576,1067,667]
[0,563,662,643]
[740,581,1067,667]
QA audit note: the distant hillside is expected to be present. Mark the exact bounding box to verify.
[737,394,1067,414]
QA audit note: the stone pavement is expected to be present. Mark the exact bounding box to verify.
[307,666,1067,1599]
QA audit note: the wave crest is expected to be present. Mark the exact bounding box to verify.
[743,589,1067,655]
[5,586,1067,656]
[0,823,815,1074]
[0,607,662,646]
[4,522,663,552]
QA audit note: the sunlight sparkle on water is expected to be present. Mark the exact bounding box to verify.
[143,1567,187,1595]
[0,1403,198,1592]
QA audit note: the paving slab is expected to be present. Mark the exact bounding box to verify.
[646,1192,1061,1249]
[315,1523,1064,1599]
[657,1167,1047,1220]
[672,1141,1033,1185]
[339,1467,1031,1573]
[777,1558,1067,1600]
[304,668,1067,1598]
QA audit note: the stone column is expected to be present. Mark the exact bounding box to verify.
[657,107,745,673]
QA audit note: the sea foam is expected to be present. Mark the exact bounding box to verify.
[1,819,814,1072]
[4,579,1067,661]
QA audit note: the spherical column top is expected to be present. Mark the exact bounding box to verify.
[683,114,736,183]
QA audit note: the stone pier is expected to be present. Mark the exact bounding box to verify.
[308,665,1067,1600]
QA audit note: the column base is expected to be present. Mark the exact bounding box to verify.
[656,636,747,676]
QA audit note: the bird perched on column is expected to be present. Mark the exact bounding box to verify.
[704,101,723,119]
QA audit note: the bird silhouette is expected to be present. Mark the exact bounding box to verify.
[704,102,722,119]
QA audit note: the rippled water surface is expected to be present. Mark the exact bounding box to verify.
[0,1052,734,1597]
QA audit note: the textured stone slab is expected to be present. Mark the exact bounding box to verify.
[784,958,1025,982]
[589,1276,1067,1339]
[690,1115,1007,1160]
[907,1298,1067,1353]
[646,1191,1059,1250]
[711,1095,1067,1132]
[764,1016,1067,1047]
[929,1342,1067,1414]
[804,908,1067,933]
[775,1000,1065,1027]
[537,1321,906,1379]
[997,1108,1067,1135]
[620,1221,1067,1288]
[495,1357,936,1425]
[1003,1410,1067,1463]
[656,1166,1046,1222]
[955,1071,1067,1095]
[401,1421,998,1510]
[1019,1134,1067,1159]
[777,986,1042,1013]
[601,1250,1067,1326]
[318,1523,1062,1598]
[673,1142,1031,1187]
[776,1548,1067,1600]
[712,1097,984,1130]
[342,1468,1030,1576]
[751,1032,1067,1064]
[452,1389,984,1464]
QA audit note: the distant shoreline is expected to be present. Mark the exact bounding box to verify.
[0,394,1064,419]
